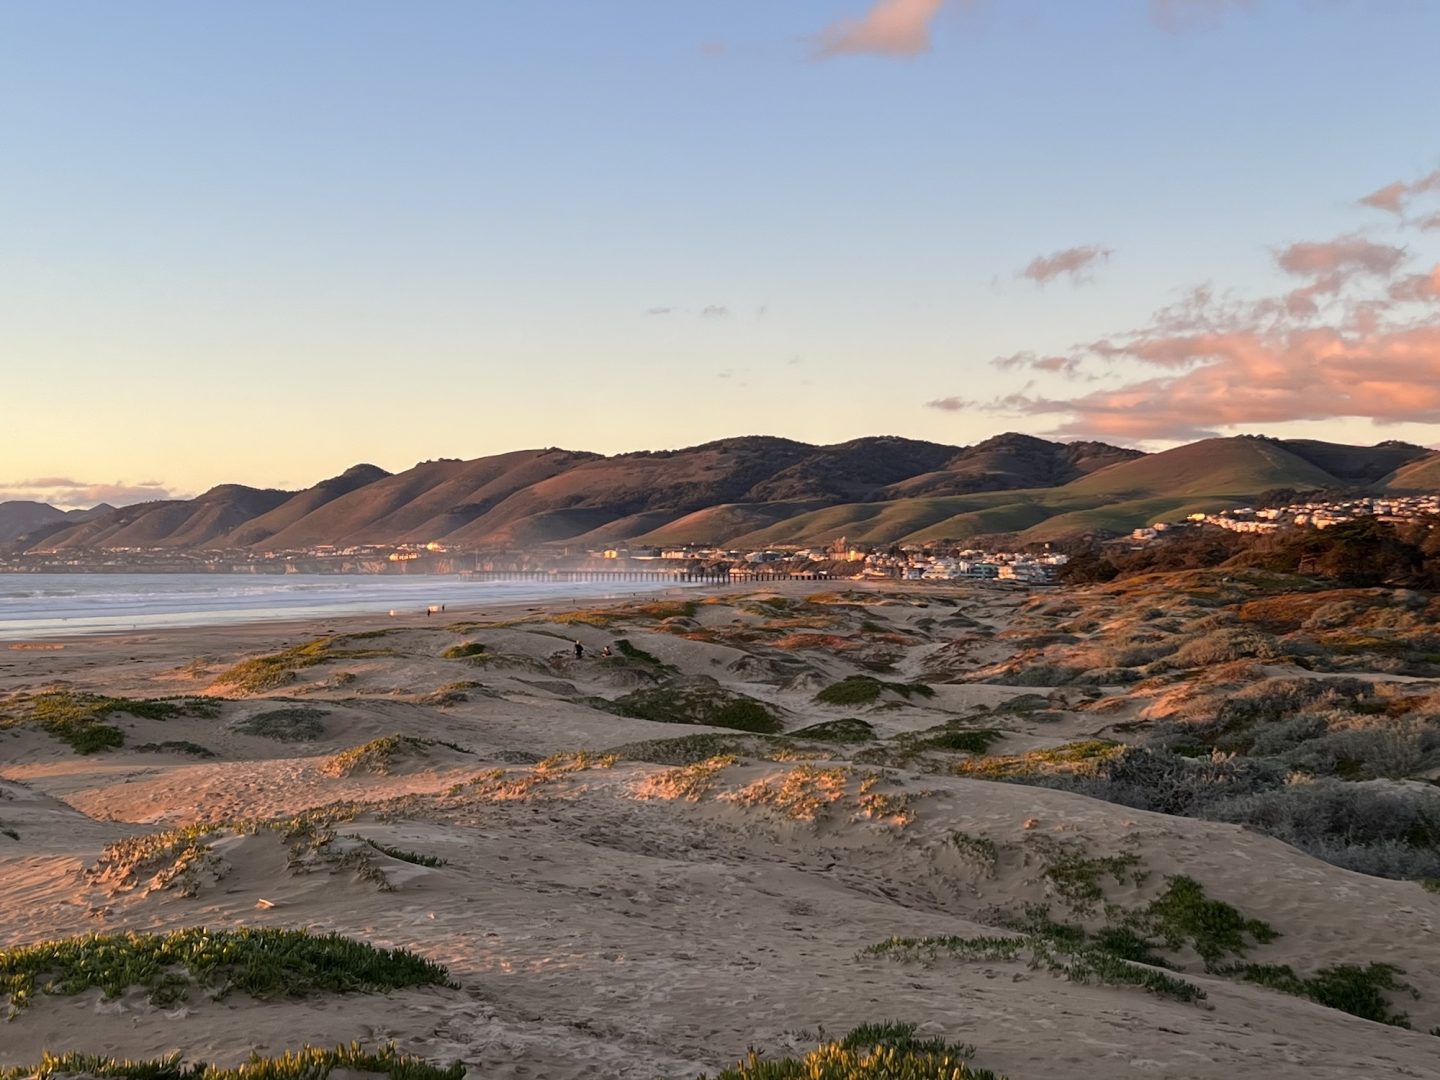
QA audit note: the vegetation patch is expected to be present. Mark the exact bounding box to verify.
[954,739,1121,779]
[234,707,327,742]
[611,637,672,669]
[632,755,738,801]
[0,928,455,1014]
[322,735,471,778]
[1036,843,1145,912]
[613,681,783,734]
[865,934,1205,1004]
[0,692,221,754]
[1140,875,1279,968]
[913,728,1002,755]
[214,638,398,694]
[440,642,486,659]
[814,676,935,707]
[948,832,1000,875]
[719,765,915,824]
[360,839,446,868]
[608,732,767,765]
[418,682,483,707]
[132,740,216,758]
[702,1021,1000,1080]
[1231,962,1414,1027]
[0,1043,465,1080]
[90,804,426,898]
[446,751,618,803]
[790,718,877,744]
[723,765,854,822]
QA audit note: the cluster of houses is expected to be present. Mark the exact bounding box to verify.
[591,539,1069,584]
[1129,493,1440,542]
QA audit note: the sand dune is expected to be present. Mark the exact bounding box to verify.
[3,583,1438,1078]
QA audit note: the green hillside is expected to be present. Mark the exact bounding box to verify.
[1066,437,1336,497]
[1384,452,1440,492]
[1016,496,1247,542]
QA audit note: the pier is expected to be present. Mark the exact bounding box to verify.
[460,568,828,584]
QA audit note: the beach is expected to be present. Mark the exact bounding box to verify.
[2,583,1438,1079]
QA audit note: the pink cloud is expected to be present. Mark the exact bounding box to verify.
[816,0,948,59]
[1149,0,1255,33]
[1357,167,1440,218]
[976,313,1440,440]
[1275,236,1404,279]
[1360,181,1409,215]
[1019,244,1112,285]
[1389,266,1440,303]
[1417,212,1440,232]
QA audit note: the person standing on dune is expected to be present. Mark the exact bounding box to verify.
[574,640,584,660]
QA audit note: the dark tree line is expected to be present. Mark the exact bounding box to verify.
[1061,517,1440,589]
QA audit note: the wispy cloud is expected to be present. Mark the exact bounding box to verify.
[0,478,181,510]
[811,0,1251,60]
[815,0,949,59]
[926,396,970,411]
[1149,0,1255,33]
[1358,167,1440,218]
[643,305,739,319]
[1019,245,1112,285]
[928,176,1440,441]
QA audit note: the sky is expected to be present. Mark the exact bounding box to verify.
[3,0,1440,508]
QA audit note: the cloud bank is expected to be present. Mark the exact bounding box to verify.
[930,166,1440,441]
[0,478,180,510]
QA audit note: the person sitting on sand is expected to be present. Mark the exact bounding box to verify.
[574,640,584,660]
[602,645,612,658]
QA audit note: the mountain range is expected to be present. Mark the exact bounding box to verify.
[5,433,1438,554]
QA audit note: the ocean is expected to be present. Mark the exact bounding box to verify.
[0,573,678,640]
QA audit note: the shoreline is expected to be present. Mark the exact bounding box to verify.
[0,578,698,645]
[0,580,812,695]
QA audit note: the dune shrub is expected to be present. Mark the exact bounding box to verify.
[440,642,486,659]
[234,707,327,742]
[0,1043,464,1080]
[0,928,455,1013]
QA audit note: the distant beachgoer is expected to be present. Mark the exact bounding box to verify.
[602,645,612,658]
[574,640,585,660]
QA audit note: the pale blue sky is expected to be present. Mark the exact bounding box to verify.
[4,1,1439,505]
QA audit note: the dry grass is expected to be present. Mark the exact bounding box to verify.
[631,755,738,802]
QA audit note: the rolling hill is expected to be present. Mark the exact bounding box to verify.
[1384,451,1440,492]
[11,433,1438,556]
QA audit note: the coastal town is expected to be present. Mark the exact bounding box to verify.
[1129,492,1440,541]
